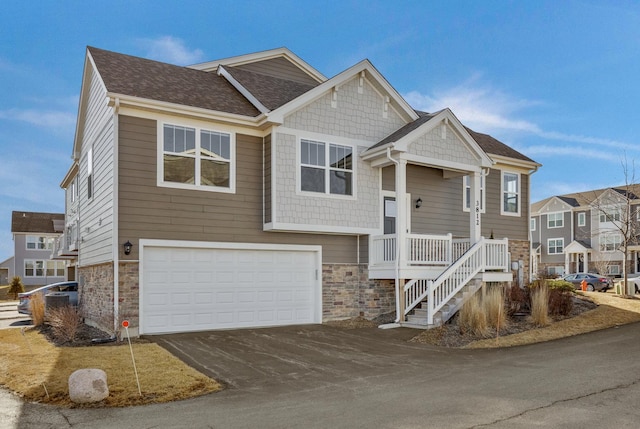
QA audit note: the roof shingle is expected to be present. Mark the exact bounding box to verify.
[11,211,64,234]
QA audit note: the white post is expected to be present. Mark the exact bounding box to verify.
[565,252,570,275]
[469,171,482,244]
[582,251,588,273]
[396,158,408,269]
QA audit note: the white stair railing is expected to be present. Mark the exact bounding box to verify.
[403,238,487,321]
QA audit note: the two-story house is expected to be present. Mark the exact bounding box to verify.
[530,185,640,278]
[61,46,540,336]
[9,211,66,287]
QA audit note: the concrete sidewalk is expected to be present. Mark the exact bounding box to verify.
[0,301,31,327]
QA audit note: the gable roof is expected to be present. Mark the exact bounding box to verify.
[11,211,64,234]
[221,65,318,111]
[88,46,261,117]
[531,184,640,213]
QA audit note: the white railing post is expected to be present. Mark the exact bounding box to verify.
[427,280,434,325]
[446,233,452,264]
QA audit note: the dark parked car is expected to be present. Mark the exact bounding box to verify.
[561,273,611,292]
[17,281,78,315]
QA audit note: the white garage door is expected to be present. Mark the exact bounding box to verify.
[141,243,321,334]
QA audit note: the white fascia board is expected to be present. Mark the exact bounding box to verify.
[108,93,265,128]
[73,51,109,162]
[217,65,270,114]
[536,196,573,214]
[60,162,79,189]
[264,222,378,236]
[490,154,541,173]
[188,47,327,83]
[394,109,494,169]
[267,60,419,124]
[401,153,484,174]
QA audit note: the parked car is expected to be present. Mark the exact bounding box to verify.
[613,275,640,294]
[17,281,78,315]
[561,273,611,292]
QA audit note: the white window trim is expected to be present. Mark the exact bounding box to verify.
[87,146,93,200]
[530,218,536,231]
[157,122,236,194]
[577,212,586,227]
[462,175,486,213]
[24,259,64,278]
[547,212,564,229]
[25,235,54,251]
[296,137,357,200]
[600,233,622,252]
[599,206,621,224]
[547,237,564,255]
[500,170,521,216]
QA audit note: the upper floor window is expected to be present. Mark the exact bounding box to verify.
[600,234,622,252]
[547,238,564,255]
[26,235,54,250]
[501,171,520,216]
[547,212,564,228]
[577,212,586,227]
[87,147,93,200]
[463,175,485,212]
[530,218,536,231]
[599,208,621,223]
[161,123,234,192]
[300,139,353,196]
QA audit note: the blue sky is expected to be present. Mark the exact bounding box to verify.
[1,0,640,261]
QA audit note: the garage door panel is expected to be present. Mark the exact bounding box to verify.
[142,245,319,334]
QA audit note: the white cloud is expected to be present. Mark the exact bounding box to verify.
[138,36,204,65]
[524,145,620,162]
[0,108,75,131]
[402,78,640,154]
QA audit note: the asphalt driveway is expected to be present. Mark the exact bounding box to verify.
[151,324,443,392]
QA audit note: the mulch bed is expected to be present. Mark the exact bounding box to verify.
[328,295,598,348]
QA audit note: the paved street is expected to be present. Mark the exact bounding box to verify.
[2,321,640,428]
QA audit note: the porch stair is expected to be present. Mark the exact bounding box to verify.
[403,280,482,329]
[398,237,507,330]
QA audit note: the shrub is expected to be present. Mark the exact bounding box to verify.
[505,284,529,316]
[530,285,550,327]
[30,293,45,327]
[459,294,488,336]
[485,287,507,331]
[548,288,573,316]
[8,276,24,300]
[47,305,83,343]
[547,279,575,293]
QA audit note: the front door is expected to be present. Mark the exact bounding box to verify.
[382,193,411,235]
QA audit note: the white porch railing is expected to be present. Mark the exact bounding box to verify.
[370,233,454,267]
[402,237,510,324]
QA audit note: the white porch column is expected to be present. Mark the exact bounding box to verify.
[582,251,588,273]
[396,158,408,269]
[469,171,482,244]
[565,252,570,275]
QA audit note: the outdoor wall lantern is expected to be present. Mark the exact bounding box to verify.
[415,197,422,209]
[123,240,133,255]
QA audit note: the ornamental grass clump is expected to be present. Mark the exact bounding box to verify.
[30,293,45,327]
[459,294,488,336]
[485,286,507,331]
[530,284,550,327]
[48,305,83,344]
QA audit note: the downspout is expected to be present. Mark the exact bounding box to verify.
[386,146,401,323]
[112,97,120,335]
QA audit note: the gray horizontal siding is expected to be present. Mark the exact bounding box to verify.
[117,115,360,264]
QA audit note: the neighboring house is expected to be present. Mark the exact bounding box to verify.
[10,211,66,287]
[0,257,12,284]
[530,185,640,278]
[62,46,540,336]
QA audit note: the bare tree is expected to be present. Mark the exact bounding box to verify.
[581,159,640,295]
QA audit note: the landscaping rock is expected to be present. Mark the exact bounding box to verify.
[68,369,109,403]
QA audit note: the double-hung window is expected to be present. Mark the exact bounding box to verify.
[300,139,353,196]
[161,124,234,192]
[547,212,563,228]
[577,212,586,227]
[547,238,564,255]
[87,147,93,200]
[600,234,621,252]
[24,260,64,277]
[26,236,54,250]
[530,218,536,231]
[599,208,621,223]
[463,175,485,212]
[501,171,520,215]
